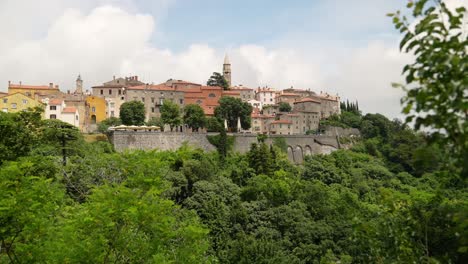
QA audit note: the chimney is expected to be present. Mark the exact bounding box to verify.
[113,75,116,80]
[55,85,59,89]
[67,90,70,94]
[135,76,138,81]
[19,81,22,86]
[8,81,10,86]
[49,83,53,89]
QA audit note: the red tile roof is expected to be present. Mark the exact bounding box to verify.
[49,99,63,105]
[9,83,59,90]
[62,107,77,113]
[294,97,321,104]
[271,120,293,124]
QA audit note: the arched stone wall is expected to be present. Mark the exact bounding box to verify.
[304,145,312,156]
[287,146,295,162]
[294,145,304,163]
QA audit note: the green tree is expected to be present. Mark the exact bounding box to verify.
[160,100,181,131]
[278,102,292,112]
[119,101,145,125]
[207,72,229,90]
[184,104,206,131]
[40,119,80,165]
[214,96,253,131]
[97,117,121,133]
[389,1,467,174]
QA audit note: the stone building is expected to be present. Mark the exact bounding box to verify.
[231,85,255,102]
[126,84,185,121]
[91,76,144,118]
[269,120,293,135]
[293,98,322,133]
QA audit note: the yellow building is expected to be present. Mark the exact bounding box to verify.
[8,81,61,98]
[0,92,44,113]
[86,95,106,124]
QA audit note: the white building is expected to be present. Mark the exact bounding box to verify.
[42,98,80,127]
[255,87,277,109]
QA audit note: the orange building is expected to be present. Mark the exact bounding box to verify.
[86,96,107,125]
[8,81,61,98]
[184,86,223,116]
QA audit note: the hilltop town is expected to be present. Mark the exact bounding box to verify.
[1,55,341,135]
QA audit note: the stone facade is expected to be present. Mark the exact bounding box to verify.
[110,131,342,164]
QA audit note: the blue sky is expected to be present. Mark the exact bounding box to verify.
[0,0,465,117]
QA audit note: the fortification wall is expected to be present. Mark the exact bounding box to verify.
[111,131,217,152]
[110,131,341,163]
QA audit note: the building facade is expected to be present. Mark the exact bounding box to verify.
[0,92,44,113]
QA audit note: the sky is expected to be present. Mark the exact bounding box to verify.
[0,0,466,118]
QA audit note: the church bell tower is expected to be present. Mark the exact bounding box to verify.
[76,74,83,94]
[223,54,231,87]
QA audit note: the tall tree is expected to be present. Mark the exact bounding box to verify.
[160,100,181,132]
[120,101,145,126]
[184,104,206,131]
[207,72,229,90]
[389,1,467,174]
[214,96,253,131]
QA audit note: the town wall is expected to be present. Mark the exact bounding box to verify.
[110,131,343,163]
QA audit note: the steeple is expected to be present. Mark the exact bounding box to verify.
[75,74,83,94]
[222,53,231,87]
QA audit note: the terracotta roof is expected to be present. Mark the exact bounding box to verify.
[128,84,176,91]
[222,91,241,95]
[271,120,293,124]
[278,93,300,97]
[252,114,275,119]
[49,99,63,105]
[62,107,77,113]
[9,84,59,90]
[294,97,321,104]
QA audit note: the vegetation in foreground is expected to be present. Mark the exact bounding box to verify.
[0,106,466,263]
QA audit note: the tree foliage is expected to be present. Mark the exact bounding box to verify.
[98,117,121,133]
[278,102,292,112]
[184,104,206,131]
[214,96,253,131]
[119,101,145,126]
[207,72,229,90]
[160,100,181,131]
[388,0,467,175]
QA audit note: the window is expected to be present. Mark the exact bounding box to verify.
[50,114,56,119]
[3,98,7,103]
[151,107,155,113]
[109,89,112,95]
[92,107,96,113]
[76,115,79,120]
[159,98,164,105]
[208,93,216,98]
[121,97,124,100]
[111,111,115,117]
[196,100,202,105]
[11,103,17,109]
[50,105,56,110]
[151,97,155,103]
[270,98,273,102]
[280,124,282,129]
[179,99,184,104]
[22,99,28,104]
[118,90,121,95]
[110,102,115,108]
[100,89,103,95]
[141,97,145,102]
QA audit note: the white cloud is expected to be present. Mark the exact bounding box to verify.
[0,0,434,119]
